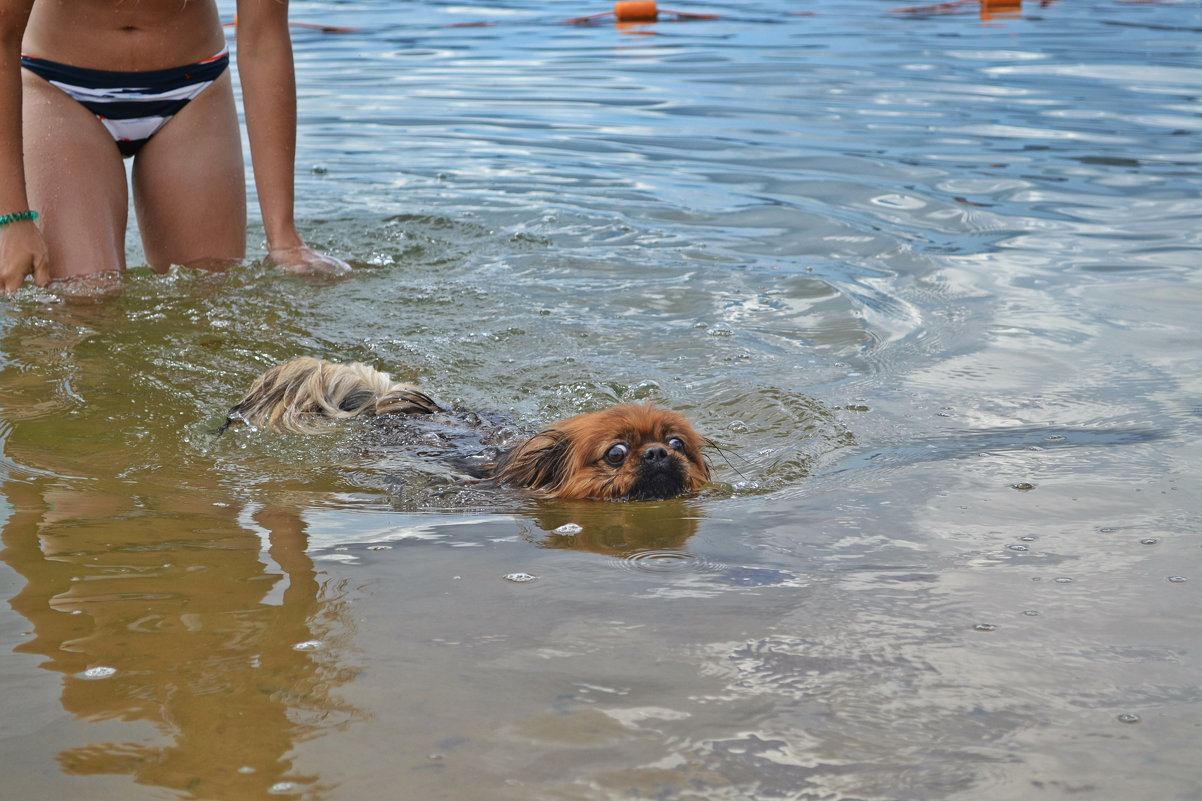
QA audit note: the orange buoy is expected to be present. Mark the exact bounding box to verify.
[614,0,659,21]
[980,0,1021,19]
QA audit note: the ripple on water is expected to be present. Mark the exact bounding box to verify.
[615,552,801,588]
[618,550,709,575]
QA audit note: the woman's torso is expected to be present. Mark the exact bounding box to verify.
[23,0,226,71]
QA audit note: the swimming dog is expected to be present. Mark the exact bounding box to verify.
[223,357,710,501]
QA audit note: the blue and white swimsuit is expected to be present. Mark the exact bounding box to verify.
[21,48,230,157]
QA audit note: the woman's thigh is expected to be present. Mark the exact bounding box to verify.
[132,71,247,273]
[21,71,130,279]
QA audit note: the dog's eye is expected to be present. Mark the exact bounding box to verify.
[667,437,686,452]
[604,443,629,465]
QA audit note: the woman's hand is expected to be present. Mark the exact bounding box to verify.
[267,244,352,277]
[0,222,51,295]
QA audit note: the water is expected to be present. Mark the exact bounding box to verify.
[3,0,1201,798]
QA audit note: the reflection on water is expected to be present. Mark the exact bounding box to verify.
[522,498,702,557]
[4,0,1202,798]
[2,481,354,798]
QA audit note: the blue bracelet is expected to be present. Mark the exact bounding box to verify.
[0,210,39,228]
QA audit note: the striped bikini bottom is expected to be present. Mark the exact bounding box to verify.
[21,49,230,158]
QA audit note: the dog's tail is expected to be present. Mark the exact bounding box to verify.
[221,356,444,434]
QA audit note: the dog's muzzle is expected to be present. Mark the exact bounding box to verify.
[627,448,689,500]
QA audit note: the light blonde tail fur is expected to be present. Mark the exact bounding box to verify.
[223,357,444,434]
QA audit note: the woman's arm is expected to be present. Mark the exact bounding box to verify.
[234,0,349,275]
[0,0,50,294]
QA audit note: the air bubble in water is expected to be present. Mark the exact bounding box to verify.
[504,572,537,583]
[79,666,117,680]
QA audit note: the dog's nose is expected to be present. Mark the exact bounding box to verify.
[643,445,669,464]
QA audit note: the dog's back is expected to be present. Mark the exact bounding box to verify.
[222,357,443,434]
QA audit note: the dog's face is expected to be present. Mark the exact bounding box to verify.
[493,403,710,500]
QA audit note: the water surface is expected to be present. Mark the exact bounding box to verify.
[3,1,1201,799]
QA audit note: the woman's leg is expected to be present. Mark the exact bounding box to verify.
[21,70,130,279]
[131,70,247,273]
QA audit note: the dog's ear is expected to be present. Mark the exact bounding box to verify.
[492,431,574,492]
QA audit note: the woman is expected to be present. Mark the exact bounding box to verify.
[0,0,350,294]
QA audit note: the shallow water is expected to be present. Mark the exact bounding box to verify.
[3,0,1202,798]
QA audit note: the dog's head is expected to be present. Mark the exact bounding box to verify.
[493,403,710,500]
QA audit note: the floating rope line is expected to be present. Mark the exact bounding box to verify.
[564,1,721,24]
[448,1,721,28]
[223,18,360,33]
